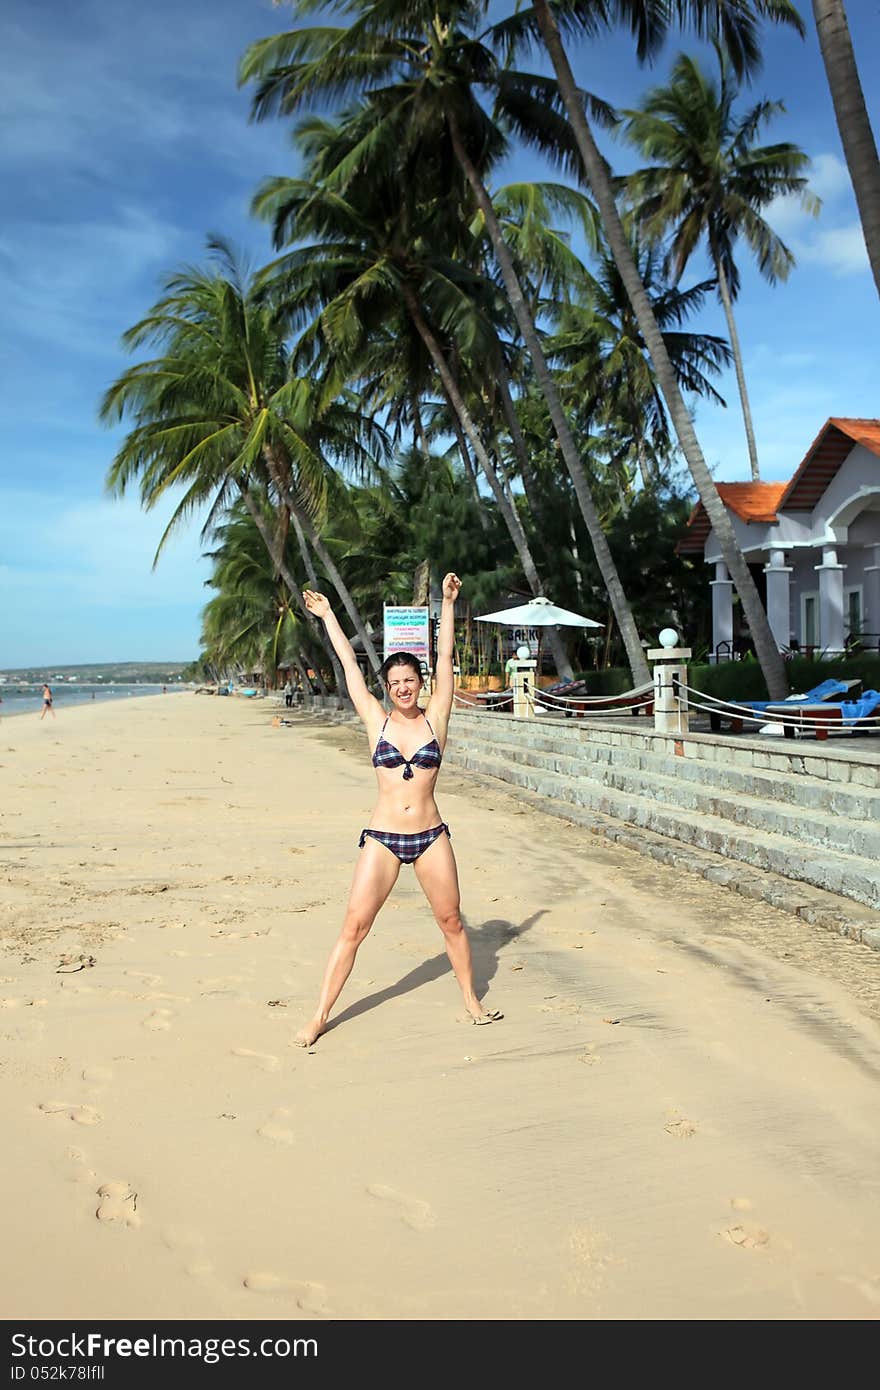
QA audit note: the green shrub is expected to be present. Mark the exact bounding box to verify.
[572,667,637,695]
[690,654,880,703]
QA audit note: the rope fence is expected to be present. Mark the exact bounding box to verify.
[452,690,514,710]
[534,692,655,717]
[672,678,880,733]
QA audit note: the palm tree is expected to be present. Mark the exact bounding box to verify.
[100,241,386,683]
[202,500,331,693]
[811,0,880,298]
[523,0,803,699]
[548,230,732,490]
[240,2,652,684]
[622,47,818,481]
[252,142,578,678]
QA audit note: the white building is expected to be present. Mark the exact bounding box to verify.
[679,418,880,660]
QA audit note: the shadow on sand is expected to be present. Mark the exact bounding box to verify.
[324,909,547,1036]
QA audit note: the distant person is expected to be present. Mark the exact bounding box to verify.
[284,679,293,708]
[294,572,502,1048]
[40,684,55,720]
[162,685,167,694]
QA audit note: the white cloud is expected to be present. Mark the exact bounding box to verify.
[1,490,212,604]
[799,222,871,275]
[0,204,185,359]
[0,2,290,184]
[765,151,870,277]
[807,151,854,203]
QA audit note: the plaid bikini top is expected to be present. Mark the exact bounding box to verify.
[372,714,442,780]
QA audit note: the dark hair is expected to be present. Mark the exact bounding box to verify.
[380,652,423,687]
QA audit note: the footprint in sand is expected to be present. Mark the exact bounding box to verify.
[143,1008,174,1032]
[722,1223,769,1250]
[125,970,163,988]
[95,1180,140,1228]
[39,1101,102,1126]
[232,1048,280,1073]
[82,1065,113,1087]
[162,1227,214,1282]
[664,1111,698,1139]
[579,1047,601,1066]
[64,1146,98,1186]
[243,1273,331,1317]
[257,1108,295,1144]
[366,1183,437,1231]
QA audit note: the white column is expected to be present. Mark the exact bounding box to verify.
[648,645,692,734]
[710,561,734,662]
[864,544,880,652]
[510,660,536,719]
[763,548,793,651]
[815,545,846,655]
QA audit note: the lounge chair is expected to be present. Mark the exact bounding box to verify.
[538,679,655,719]
[763,688,880,740]
[708,677,861,733]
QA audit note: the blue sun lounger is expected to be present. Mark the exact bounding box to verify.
[763,688,880,739]
[708,677,861,733]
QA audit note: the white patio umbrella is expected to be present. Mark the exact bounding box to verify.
[475,595,604,628]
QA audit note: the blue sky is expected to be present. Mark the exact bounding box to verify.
[1,0,877,666]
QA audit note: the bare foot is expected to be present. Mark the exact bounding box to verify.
[294,1017,326,1048]
[465,1004,504,1026]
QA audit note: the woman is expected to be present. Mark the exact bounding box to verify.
[296,572,502,1046]
[40,684,55,720]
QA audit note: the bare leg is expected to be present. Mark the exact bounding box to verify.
[294,837,401,1046]
[414,833,502,1024]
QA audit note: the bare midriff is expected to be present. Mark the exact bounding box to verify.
[369,763,442,834]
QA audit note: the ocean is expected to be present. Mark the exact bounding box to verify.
[0,684,179,716]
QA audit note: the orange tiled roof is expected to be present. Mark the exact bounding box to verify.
[779,417,880,510]
[832,417,880,453]
[678,482,787,552]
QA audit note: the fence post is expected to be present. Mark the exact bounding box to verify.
[647,635,691,734]
[510,658,537,719]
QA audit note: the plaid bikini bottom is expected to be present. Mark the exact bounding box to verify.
[358,823,451,864]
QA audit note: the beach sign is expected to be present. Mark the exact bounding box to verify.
[383,605,430,671]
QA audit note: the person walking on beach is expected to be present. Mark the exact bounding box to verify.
[40,684,55,720]
[284,679,293,709]
[296,572,502,1046]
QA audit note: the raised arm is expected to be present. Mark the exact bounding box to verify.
[303,590,384,725]
[427,572,460,735]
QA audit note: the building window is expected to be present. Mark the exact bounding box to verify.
[802,591,818,649]
[845,586,863,637]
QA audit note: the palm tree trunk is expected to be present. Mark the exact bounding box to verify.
[489,438,574,680]
[446,107,650,687]
[238,484,333,695]
[714,252,761,481]
[532,0,788,699]
[288,510,346,692]
[449,410,491,531]
[411,395,431,463]
[404,284,574,680]
[261,447,383,680]
[493,353,542,516]
[813,0,880,298]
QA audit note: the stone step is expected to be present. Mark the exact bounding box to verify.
[450,710,880,789]
[449,734,880,855]
[452,720,880,811]
[445,746,880,911]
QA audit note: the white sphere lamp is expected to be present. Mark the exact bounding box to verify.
[658,628,679,649]
[516,644,532,660]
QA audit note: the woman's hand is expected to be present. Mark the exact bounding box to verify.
[303,589,331,619]
[441,572,461,602]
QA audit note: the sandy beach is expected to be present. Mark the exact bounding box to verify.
[2,693,880,1321]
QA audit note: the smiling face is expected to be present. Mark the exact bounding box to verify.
[385,664,421,712]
